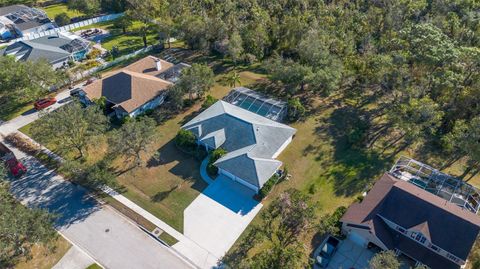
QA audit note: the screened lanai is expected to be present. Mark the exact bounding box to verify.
[223,87,287,122]
[390,156,480,214]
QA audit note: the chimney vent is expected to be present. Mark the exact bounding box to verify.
[155,59,162,71]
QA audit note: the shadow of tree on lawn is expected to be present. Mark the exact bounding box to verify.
[324,105,393,197]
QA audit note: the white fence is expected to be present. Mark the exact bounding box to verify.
[16,13,123,42]
[68,45,154,83]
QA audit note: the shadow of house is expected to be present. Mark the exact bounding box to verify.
[146,140,207,194]
[201,176,259,215]
[8,156,100,229]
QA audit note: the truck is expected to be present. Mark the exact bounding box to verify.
[0,142,27,177]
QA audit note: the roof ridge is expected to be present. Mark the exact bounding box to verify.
[120,69,173,85]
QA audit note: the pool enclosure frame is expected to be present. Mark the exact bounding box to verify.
[390,156,480,214]
[223,87,287,122]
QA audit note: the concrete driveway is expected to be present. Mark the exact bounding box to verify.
[6,146,193,269]
[183,176,262,258]
[323,237,376,269]
[0,86,76,134]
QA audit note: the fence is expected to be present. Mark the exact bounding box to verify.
[63,45,154,85]
[16,13,124,42]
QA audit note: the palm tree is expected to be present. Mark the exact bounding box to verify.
[226,72,241,88]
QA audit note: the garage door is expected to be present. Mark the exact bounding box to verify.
[349,232,367,247]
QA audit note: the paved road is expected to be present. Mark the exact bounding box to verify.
[5,144,193,269]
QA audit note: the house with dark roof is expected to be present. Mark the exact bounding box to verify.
[0,5,54,40]
[341,171,480,269]
[1,32,91,69]
[182,100,296,192]
[82,56,189,118]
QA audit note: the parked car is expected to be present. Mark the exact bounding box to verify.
[0,142,27,177]
[315,236,341,268]
[34,97,56,110]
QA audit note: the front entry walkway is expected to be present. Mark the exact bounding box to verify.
[184,175,262,258]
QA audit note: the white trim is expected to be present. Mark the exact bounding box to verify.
[272,135,292,159]
[219,168,259,192]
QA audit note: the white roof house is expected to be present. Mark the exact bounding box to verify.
[182,100,296,192]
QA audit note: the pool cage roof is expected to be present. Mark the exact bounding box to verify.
[390,156,480,214]
[60,38,91,53]
[223,87,287,122]
[6,7,48,24]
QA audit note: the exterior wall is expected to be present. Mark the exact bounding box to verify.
[50,57,69,69]
[19,22,55,37]
[219,168,259,192]
[129,94,166,117]
[341,222,389,250]
[272,135,292,159]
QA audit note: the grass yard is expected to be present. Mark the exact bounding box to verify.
[14,236,71,269]
[41,4,85,19]
[85,263,102,269]
[0,101,34,121]
[73,20,159,58]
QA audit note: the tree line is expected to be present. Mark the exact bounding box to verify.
[147,0,480,170]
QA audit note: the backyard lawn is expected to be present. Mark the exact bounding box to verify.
[41,4,85,19]
[73,20,159,57]
[14,236,71,269]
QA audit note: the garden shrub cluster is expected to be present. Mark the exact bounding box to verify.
[259,174,280,199]
[207,148,226,176]
[175,129,197,152]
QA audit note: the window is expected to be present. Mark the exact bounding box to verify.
[413,232,426,244]
[430,244,439,252]
[446,253,460,263]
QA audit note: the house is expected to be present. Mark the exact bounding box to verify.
[1,32,91,69]
[0,5,54,40]
[182,100,296,192]
[82,56,188,118]
[341,158,480,269]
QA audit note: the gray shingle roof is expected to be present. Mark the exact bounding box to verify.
[0,5,26,16]
[1,34,85,64]
[341,174,480,268]
[182,100,296,188]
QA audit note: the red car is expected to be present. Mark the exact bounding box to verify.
[34,97,56,110]
[0,142,27,177]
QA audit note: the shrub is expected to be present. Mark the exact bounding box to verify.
[318,206,347,237]
[207,148,227,176]
[287,97,306,121]
[202,95,218,110]
[175,129,196,151]
[86,48,102,60]
[4,133,40,155]
[259,174,280,198]
[54,12,71,26]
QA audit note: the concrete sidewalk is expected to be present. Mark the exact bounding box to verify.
[52,246,96,269]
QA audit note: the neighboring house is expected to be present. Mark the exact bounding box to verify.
[182,100,297,192]
[1,32,91,69]
[341,158,480,269]
[0,5,54,40]
[82,56,189,118]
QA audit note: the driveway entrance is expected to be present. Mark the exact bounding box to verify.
[183,175,262,258]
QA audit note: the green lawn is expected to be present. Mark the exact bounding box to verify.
[0,101,34,121]
[72,19,159,58]
[159,231,179,246]
[14,236,71,269]
[85,263,102,269]
[41,4,85,19]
